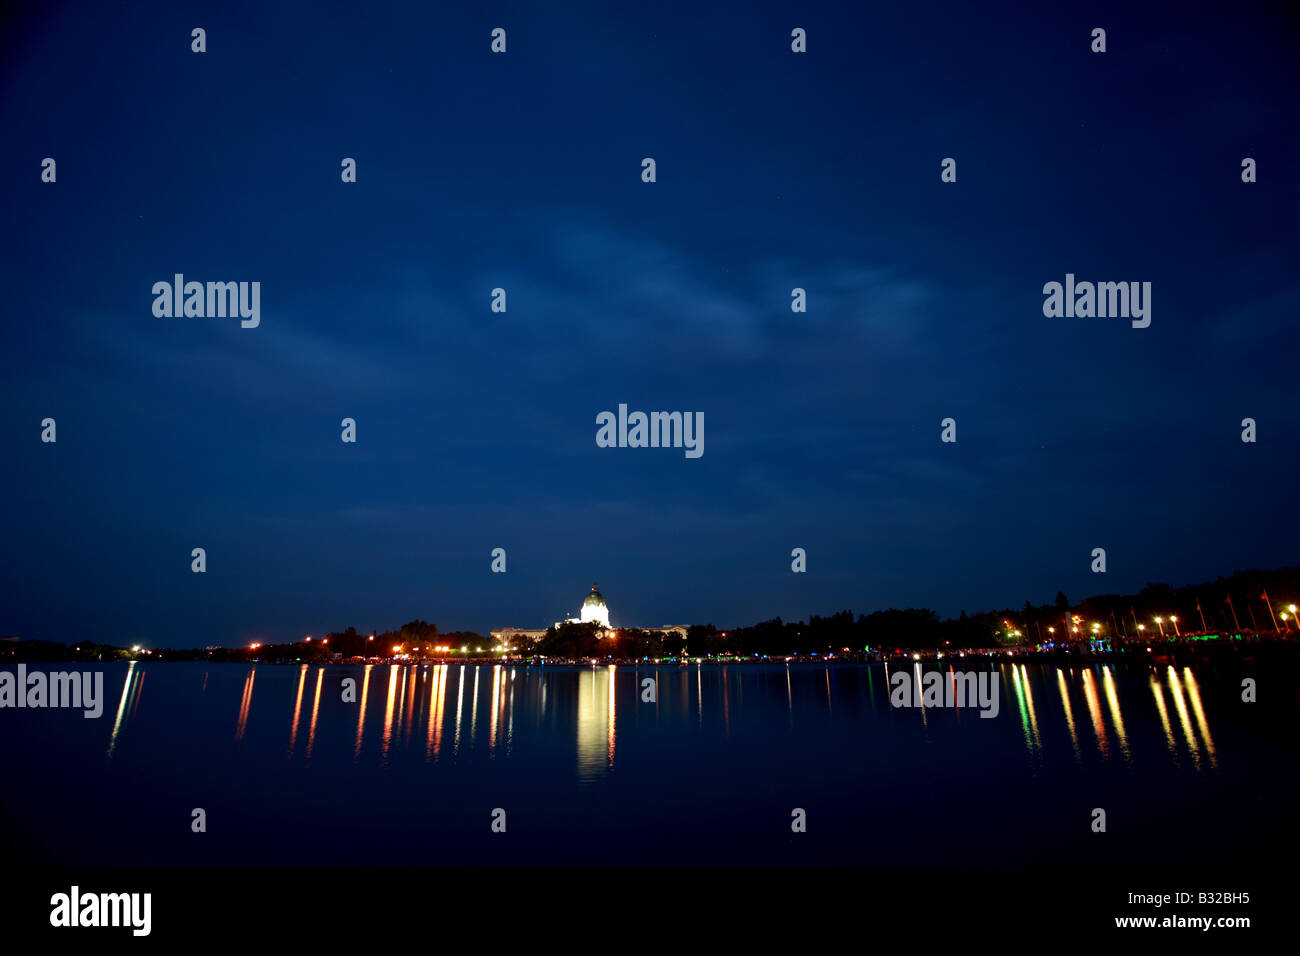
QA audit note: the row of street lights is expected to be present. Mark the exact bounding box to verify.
[1038,602,1300,642]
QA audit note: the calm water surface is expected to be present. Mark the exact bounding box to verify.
[2,661,1295,865]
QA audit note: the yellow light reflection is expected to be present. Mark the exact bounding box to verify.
[696,663,702,727]
[402,665,417,743]
[1100,666,1130,762]
[1181,668,1217,768]
[381,664,401,761]
[489,664,502,752]
[1056,670,1080,761]
[504,666,515,757]
[305,668,323,759]
[1080,670,1110,759]
[607,664,616,768]
[576,667,613,781]
[469,666,481,748]
[1149,674,1178,760]
[1165,667,1201,769]
[426,664,447,760]
[288,664,307,756]
[354,664,372,760]
[235,669,255,741]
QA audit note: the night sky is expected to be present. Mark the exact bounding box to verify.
[3,1,1298,648]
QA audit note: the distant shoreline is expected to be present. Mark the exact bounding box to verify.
[4,634,1295,668]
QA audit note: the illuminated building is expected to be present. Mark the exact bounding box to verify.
[490,583,686,647]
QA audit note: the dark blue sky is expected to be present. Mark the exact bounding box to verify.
[3,1,1298,647]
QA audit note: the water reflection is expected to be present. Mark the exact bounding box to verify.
[489,665,501,753]
[1100,666,1130,763]
[1080,669,1110,758]
[100,660,1226,780]
[353,665,372,760]
[1182,668,1217,768]
[289,664,307,757]
[1149,674,1178,761]
[426,664,447,761]
[576,665,615,781]
[381,665,400,763]
[305,667,323,759]
[1166,667,1203,769]
[106,661,140,757]
[235,670,255,741]
[453,666,465,757]
[1056,670,1081,761]
[469,666,480,748]
[1010,664,1041,754]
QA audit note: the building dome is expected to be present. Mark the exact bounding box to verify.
[580,584,610,627]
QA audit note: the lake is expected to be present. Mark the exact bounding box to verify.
[1,660,1295,866]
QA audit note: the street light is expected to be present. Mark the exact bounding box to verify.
[1170,615,1180,637]
[1155,616,1166,638]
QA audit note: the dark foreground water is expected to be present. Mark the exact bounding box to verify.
[1,661,1296,865]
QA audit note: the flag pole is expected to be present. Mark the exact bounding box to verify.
[1262,590,1279,631]
[1226,595,1242,633]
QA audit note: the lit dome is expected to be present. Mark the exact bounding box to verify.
[580,584,610,627]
